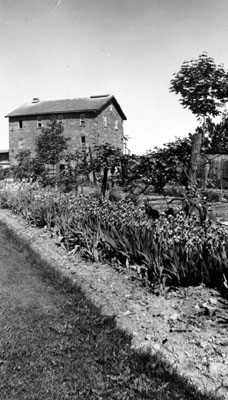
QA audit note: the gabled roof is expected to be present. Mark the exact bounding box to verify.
[5,94,127,120]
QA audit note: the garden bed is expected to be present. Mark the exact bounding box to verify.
[0,208,228,398]
[1,182,228,292]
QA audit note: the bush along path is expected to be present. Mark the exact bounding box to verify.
[0,212,226,399]
[0,214,222,400]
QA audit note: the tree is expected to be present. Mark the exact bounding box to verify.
[12,150,46,181]
[36,118,68,165]
[12,150,34,181]
[170,53,228,187]
[204,113,228,154]
[154,136,193,188]
[122,137,192,194]
[59,149,91,192]
[92,143,123,197]
[170,53,228,117]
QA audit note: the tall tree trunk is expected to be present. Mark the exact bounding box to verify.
[89,146,97,184]
[203,156,210,191]
[101,167,108,197]
[188,132,202,188]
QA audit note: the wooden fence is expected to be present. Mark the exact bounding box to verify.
[206,154,228,189]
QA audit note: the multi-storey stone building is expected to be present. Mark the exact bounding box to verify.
[5,94,127,164]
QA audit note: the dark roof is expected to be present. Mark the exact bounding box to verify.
[5,95,127,120]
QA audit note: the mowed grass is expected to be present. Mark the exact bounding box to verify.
[0,223,222,400]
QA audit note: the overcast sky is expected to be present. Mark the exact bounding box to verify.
[1,0,228,154]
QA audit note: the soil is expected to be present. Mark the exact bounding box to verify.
[0,208,228,399]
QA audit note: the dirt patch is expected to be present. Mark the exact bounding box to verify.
[0,209,227,399]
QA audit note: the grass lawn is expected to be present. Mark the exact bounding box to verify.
[0,223,222,400]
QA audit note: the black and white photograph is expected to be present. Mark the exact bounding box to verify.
[0,1,228,399]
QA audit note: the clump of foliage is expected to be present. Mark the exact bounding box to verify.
[122,136,192,194]
[170,52,228,118]
[36,118,69,165]
[202,113,228,154]
[0,168,9,181]
[91,143,123,197]
[11,150,47,182]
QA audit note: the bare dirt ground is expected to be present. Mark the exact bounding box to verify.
[0,209,227,399]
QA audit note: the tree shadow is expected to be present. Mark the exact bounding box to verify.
[0,222,224,400]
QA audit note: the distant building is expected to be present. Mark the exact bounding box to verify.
[5,95,127,164]
[0,151,9,169]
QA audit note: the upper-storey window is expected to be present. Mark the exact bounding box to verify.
[81,136,86,148]
[109,104,113,112]
[80,114,85,127]
[103,116,107,128]
[18,139,23,151]
[115,120,119,131]
[19,119,23,129]
[37,116,42,128]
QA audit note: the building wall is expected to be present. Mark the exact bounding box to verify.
[9,115,40,163]
[8,102,124,164]
[97,103,124,149]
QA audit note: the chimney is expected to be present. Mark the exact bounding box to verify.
[32,98,40,103]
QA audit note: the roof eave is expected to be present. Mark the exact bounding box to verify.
[5,108,99,118]
[97,95,127,120]
[109,96,127,120]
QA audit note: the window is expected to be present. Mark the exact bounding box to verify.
[45,164,57,177]
[58,115,63,124]
[80,114,85,126]
[18,139,23,151]
[115,120,119,131]
[103,116,107,128]
[19,119,23,129]
[37,116,42,128]
[81,136,86,148]
[109,104,113,112]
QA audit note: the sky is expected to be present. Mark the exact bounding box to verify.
[1,0,228,154]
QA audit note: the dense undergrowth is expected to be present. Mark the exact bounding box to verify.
[0,180,228,293]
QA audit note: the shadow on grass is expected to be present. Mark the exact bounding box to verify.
[0,221,224,400]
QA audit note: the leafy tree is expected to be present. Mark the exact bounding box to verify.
[118,153,140,189]
[170,53,228,187]
[57,143,123,195]
[12,150,32,180]
[122,153,155,194]
[92,143,123,196]
[154,136,193,188]
[12,150,46,181]
[36,118,68,165]
[203,113,228,154]
[170,53,228,117]
[59,149,91,192]
[123,137,192,194]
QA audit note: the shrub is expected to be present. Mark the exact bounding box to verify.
[206,189,221,202]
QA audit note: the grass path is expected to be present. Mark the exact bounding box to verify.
[0,223,221,399]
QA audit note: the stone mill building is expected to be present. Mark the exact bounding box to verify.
[5,94,127,164]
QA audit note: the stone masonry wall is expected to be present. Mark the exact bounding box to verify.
[97,103,124,149]
[8,102,124,164]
